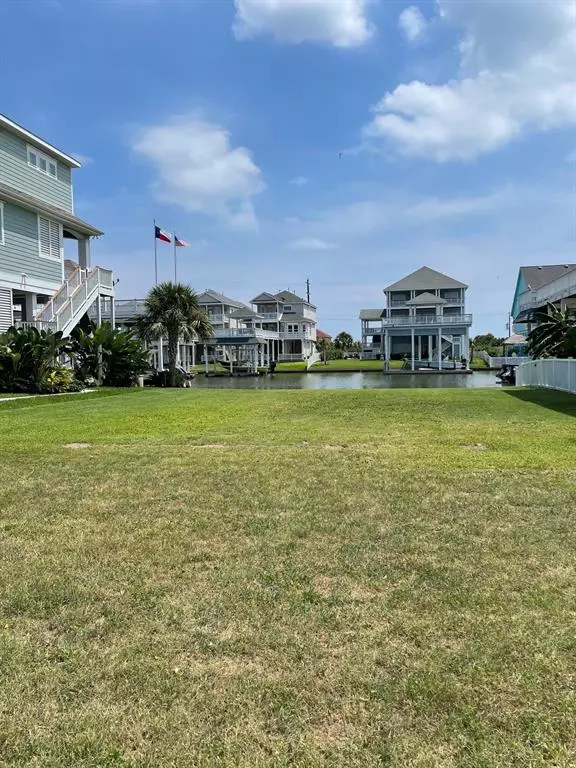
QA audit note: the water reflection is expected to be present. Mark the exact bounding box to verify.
[191,370,499,390]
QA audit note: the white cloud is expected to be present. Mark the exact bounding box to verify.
[289,237,337,250]
[365,0,576,160]
[133,115,264,230]
[233,0,373,48]
[290,176,308,186]
[398,6,426,42]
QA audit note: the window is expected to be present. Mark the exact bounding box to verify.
[0,202,4,245]
[283,305,292,312]
[287,324,299,334]
[27,145,57,178]
[38,216,61,260]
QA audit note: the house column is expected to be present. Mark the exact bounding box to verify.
[384,328,389,371]
[111,298,116,329]
[192,341,196,367]
[418,335,421,362]
[438,327,442,370]
[204,344,208,374]
[158,338,164,370]
[78,237,91,270]
[24,293,37,322]
[411,328,415,371]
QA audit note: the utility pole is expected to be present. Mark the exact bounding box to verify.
[306,278,310,303]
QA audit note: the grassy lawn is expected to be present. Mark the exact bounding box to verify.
[0,387,575,766]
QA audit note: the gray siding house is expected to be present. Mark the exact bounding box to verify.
[0,114,113,334]
[360,266,472,369]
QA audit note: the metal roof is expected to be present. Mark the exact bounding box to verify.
[0,113,81,168]
[251,292,278,303]
[405,292,446,305]
[359,309,384,320]
[197,289,246,309]
[229,307,263,319]
[0,182,103,237]
[519,264,576,291]
[384,266,467,292]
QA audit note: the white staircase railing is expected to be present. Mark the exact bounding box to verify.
[34,266,114,337]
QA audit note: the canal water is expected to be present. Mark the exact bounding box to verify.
[191,370,501,390]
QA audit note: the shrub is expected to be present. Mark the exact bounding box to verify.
[70,322,150,387]
[0,326,75,394]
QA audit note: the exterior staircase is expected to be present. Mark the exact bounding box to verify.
[30,266,114,337]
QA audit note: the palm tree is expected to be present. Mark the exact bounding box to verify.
[527,303,576,359]
[139,282,213,387]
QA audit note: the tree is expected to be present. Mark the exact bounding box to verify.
[526,304,576,359]
[315,337,332,364]
[334,331,354,351]
[472,333,505,356]
[139,282,213,387]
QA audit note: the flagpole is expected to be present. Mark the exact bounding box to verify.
[173,233,177,283]
[153,218,158,285]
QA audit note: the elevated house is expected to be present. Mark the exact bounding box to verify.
[511,264,576,335]
[251,290,317,361]
[107,286,318,370]
[360,266,472,369]
[0,114,113,334]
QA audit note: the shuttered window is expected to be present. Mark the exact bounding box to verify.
[0,202,4,246]
[27,145,58,178]
[38,216,61,260]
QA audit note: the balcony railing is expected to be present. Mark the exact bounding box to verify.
[382,314,472,327]
[388,297,463,308]
[213,328,279,340]
[517,271,576,313]
[258,312,281,320]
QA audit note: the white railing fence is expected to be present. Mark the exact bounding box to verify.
[477,351,532,368]
[516,359,576,394]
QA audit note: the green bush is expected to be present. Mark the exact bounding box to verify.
[0,326,77,394]
[70,322,150,387]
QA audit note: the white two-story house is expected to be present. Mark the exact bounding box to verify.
[360,266,472,369]
[0,114,113,334]
[251,290,317,361]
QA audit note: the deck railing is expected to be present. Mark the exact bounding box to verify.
[382,314,472,327]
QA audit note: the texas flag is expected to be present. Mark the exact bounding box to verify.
[175,236,190,247]
[155,225,171,243]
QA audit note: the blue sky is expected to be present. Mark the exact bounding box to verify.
[2,0,574,336]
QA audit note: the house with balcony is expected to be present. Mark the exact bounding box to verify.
[360,266,472,369]
[511,264,576,334]
[0,114,113,334]
[251,289,317,361]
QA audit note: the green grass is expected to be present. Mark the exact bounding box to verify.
[1,387,575,766]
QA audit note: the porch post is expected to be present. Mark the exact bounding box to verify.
[158,337,164,370]
[24,292,37,322]
[204,344,208,374]
[384,328,389,371]
[192,341,196,367]
[418,335,421,362]
[111,297,116,329]
[411,328,415,371]
[96,294,102,326]
[78,237,91,270]
[438,327,442,370]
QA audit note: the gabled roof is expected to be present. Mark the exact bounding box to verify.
[0,181,102,236]
[251,292,279,303]
[0,113,81,168]
[229,307,262,320]
[384,266,467,292]
[197,289,246,309]
[405,292,446,306]
[519,264,576,291]
[359,309,384,320]
[316,329,332,339]
[275,290,306,303]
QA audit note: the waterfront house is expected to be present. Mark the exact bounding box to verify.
[0,114,113,334]
[360,266,472,369]
[511,264,576,334]
[251,289,317,361]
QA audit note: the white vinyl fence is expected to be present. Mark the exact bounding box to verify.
[516,359,576,394]
[477,351,531,368]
